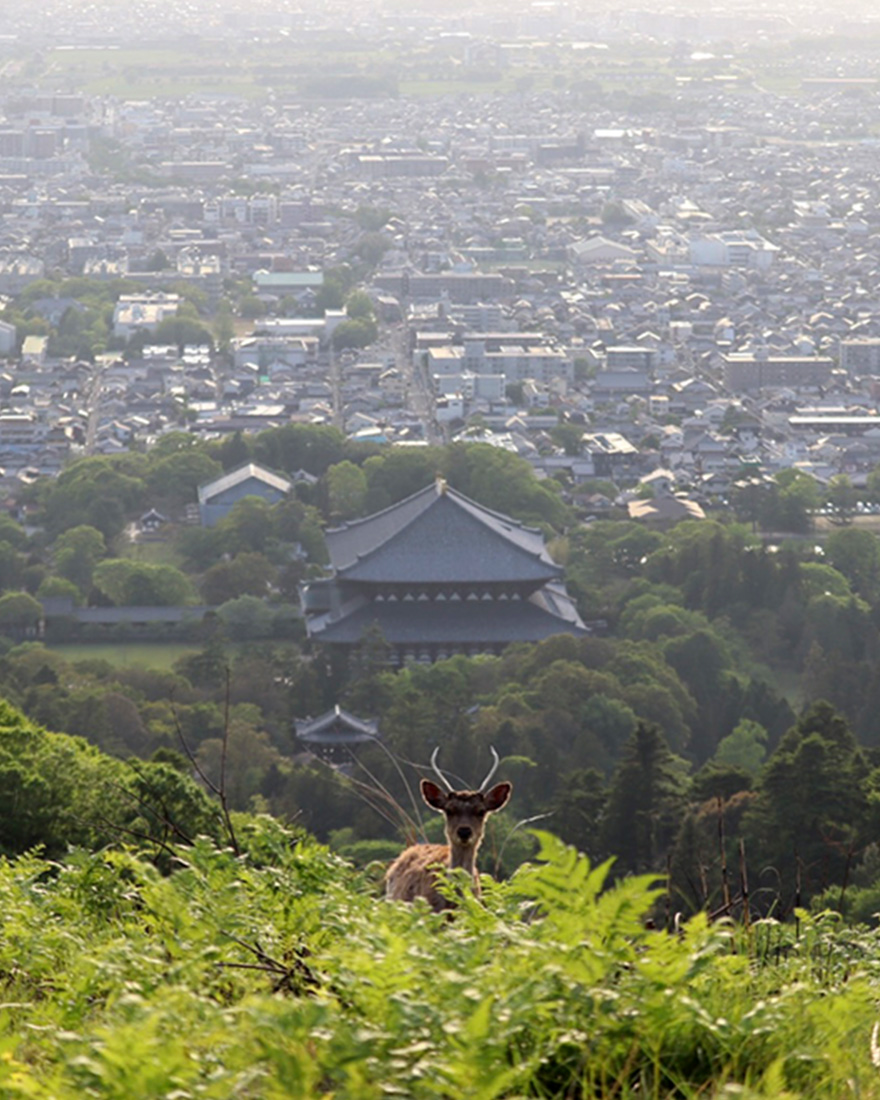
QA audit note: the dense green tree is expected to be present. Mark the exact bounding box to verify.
[196,718,280,810]
[252,423,345,476]
[202,553,276,605]
[0,541,25,593]
[0,592,42,632]
[745,701,868,908]
[601,722,688,875]
[826,474,858,526]
[152,314,213,349]
[550,767,607,858]
[219,496,275,555]
[92,560,196,607]
[146,451,223,509]
[362,449,438,512]
[799,561,851,600]
[713,718,768,775]
[217,595,274,639]
[325,460,368,520]
[345,289,376,320]
[768,469,819,533]
[441,442,571,531]
[0,698,130,856]
[331,317,378,350]
[824,526,880,601]
[0,515,27,551]
[36,575,82,605]
[41,458,146,541]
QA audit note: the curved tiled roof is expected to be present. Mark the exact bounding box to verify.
[326,479,561,585]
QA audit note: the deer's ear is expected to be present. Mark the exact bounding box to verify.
[484,781,512,813]
[421,779,449,811]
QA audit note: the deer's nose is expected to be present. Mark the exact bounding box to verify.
[457,826,473,842]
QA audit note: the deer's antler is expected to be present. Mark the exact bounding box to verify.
[479,746,500,791]
[429,746,454,791]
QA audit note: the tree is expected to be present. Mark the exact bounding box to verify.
[213,300,235,352]
[601,200,634,227]
[0,515,27,550]
[126,758,223,852]
[196,719,280,811]
[824,526,880,601]
[550,422,584,457]
[325,460,368,521]
[0,541,25,593]
[745,701,868,907]
[441,442,571,531]
[827,474,858,526]
[41,457,146,541]
[354,205,391,231]
[201,553,276,605]
[92,560,196,607]
[771,468,819,533]
[147,450,223,509]
[36,576,82,605]
[153,315,213,350]
[345,290,376,321]
[713,718,768,774]
[799,562,851,601]
[146,248,169,271]
[216,595,274,640]
[218,497,275,555]
[331,317,378,350]
[217,431,251,471]
[601,722,688,875]
[0,592,42,632]
[240,294,267,320]
[355,231,391,267]
[550,767,607,858]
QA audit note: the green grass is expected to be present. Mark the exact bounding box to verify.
[120,539,186,568]
[4,828,880,1097]
[46,643,198,670]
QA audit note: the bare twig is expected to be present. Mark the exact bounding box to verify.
[739,838,751,931]
[364,735,426,835]
[117,768,196,845]
[89,812,187,865]
[718,796,731,915]
[218,929,320,995]
[171,683,240,857]
[346,746,421,838]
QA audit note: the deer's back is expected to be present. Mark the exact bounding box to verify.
[385,843,459,910]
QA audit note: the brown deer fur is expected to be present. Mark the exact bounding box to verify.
[385,779,512,911]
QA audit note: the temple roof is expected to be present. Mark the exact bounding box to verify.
[295,705,379,744]
[326,478,561,585]
[307,584,586,645]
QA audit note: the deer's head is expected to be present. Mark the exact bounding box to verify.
[420,779,513,854]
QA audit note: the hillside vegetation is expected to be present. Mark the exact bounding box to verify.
[2,703,880,1097]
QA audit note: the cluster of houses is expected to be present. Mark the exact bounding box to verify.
[0,6,878,517]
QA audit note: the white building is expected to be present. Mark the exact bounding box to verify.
[688,231,779,270]
[112,293,181,339]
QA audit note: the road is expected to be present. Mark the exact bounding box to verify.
[395,323,443,445]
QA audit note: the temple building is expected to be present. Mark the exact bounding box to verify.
[301,478,586,664]
[295,705,379,765]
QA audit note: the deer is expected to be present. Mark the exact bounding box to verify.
[385,747,512,912]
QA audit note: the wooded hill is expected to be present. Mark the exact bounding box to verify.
[3,430,880,921]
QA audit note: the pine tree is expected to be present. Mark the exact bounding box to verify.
[601,722,688,875]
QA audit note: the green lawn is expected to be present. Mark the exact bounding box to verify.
[47,643,198,670]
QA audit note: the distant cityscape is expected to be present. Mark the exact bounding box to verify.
[0,2,877,517]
